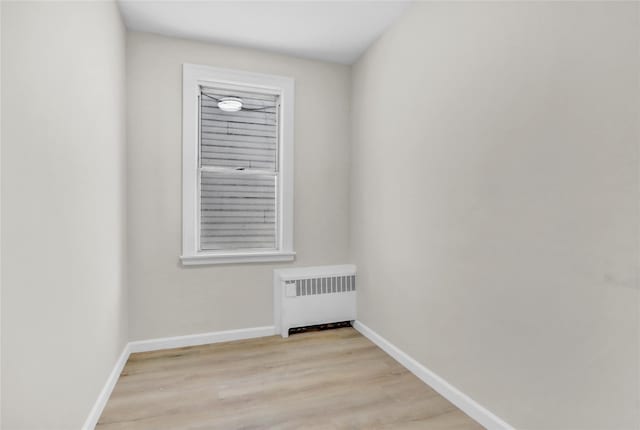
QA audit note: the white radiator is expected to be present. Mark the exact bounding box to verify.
[273,265,357,338]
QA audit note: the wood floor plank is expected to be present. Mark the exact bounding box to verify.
[96,328,483,430]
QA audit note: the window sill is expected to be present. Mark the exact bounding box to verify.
[180,251,296,266]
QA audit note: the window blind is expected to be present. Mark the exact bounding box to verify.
[199,87,279,251]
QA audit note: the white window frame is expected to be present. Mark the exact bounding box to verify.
[181,64,295,265]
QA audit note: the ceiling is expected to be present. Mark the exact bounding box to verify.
[118,1,411,64]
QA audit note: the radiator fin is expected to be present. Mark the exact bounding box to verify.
[286,275,356,297]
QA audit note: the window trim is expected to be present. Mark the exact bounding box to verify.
[181,64,295,265]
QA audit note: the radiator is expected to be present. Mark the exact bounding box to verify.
[273,265,357,338]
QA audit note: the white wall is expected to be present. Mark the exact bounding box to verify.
[351,2,639,429]
[0,1,3,427]
[1,2,127,429]
[126,32,351,340]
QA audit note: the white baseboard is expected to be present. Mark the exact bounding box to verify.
[82,325,276,429]
[128,325,277,353]
[84,323,510,430]
[81,344,131,430]
[352,320,515,430]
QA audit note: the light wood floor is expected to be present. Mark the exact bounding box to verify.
[97,328,483,430]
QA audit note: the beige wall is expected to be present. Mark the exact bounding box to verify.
[350,2,639,429]
[126,32,351,340]
[1,2,127,429]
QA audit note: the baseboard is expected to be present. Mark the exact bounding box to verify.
[82,325,276,429]
[81,343,131,430]
[84,323,509,429]
[128,325,277,353]
[352,320,515,430]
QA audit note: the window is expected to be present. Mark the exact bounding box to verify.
[181,64,295,265]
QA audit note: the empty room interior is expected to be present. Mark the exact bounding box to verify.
[1,1,639,429]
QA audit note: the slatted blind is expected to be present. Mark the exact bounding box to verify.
[199,86,279,251]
